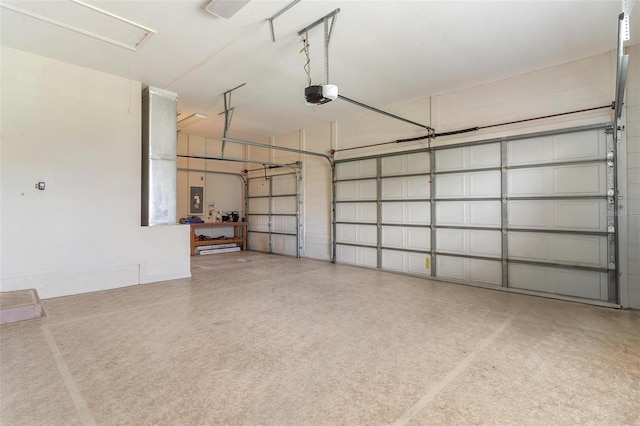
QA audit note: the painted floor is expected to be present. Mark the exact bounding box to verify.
[1,251,639,425]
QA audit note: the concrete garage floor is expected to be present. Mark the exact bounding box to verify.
[1,252,639,425]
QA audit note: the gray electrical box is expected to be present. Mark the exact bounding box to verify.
[141,87,178,226]
[190,186,204,214]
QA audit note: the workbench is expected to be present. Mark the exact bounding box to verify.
[190,222,247,256]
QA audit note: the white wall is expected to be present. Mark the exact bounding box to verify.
[0,47,191,299]
[176,133,246,223]
[263,47,639,308]
[302,124,333,260]
[625,44,640,307]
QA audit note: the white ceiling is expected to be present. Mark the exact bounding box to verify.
[1,0,638,140]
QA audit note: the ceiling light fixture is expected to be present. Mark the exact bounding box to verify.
[204,0,251,20]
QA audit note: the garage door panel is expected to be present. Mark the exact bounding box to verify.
[381,226,430,250]
[336,202,377,223]
[248,179,270,197]
[508,137,547,165]
[336,224,377,246]
[436,255,465,280]
[407,176,430,198]
[509,264,606,300]
[381,152,430,176]
[553,131,605,161]
[436,174,464,198]
[381,227,403,248]
[507,169,546,196]
[436,149,464,172]
[407,227,431,250]
[436,229,501,258]
[553,164,605,195]
[469,201,502,227]
[508,164,606,197]
[469,144,501,169]
[248,215,269,232]
[336,180,377,201]
[468,259,502,286]
[247,173,299,257]
[407,253,432,276]
[436,143,500,171]
[381,250,431,276]
[248,232,269,252]
[381,176,430,200]
[436,229,464,252]
[381,201,431,225]
[469,230,502,257]
[436,201,465,225]
[508,199,607,231]
[407,202,431,225]
[508,232,607,268]
[436,256,502,286]
[469,171,501,197]
[332,126,615,305]
[272,234,297,256]
[272,216,297,234]
[336,159,377,179]
[436,171,500,198]
[248,198,269,214]
[271,174,297,196]
[507,129,605,166]
[272,196,297,214]
[337,245,377,267]
[436,201,501,227]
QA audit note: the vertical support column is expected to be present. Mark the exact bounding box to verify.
[241,171,249,223]
[243,174,249,250]
[268,176,274,254]
[376,157,383,269]
[296,168,302,258]
[429,150,437,278]
[501,140,509,287]
[141,87,178,226]
[331,162,337,263]
[606,128,618,303]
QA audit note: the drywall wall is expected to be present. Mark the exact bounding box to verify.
[258,47,638,308]
[176,133,247,223]
[625,44,640,307]
[302,124,333,260]
[0,47,191,298]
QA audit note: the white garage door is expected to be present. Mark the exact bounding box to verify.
[247,172,300,257]
[333,124,618,304]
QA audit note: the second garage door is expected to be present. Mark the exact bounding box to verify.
[333,124,618,305]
